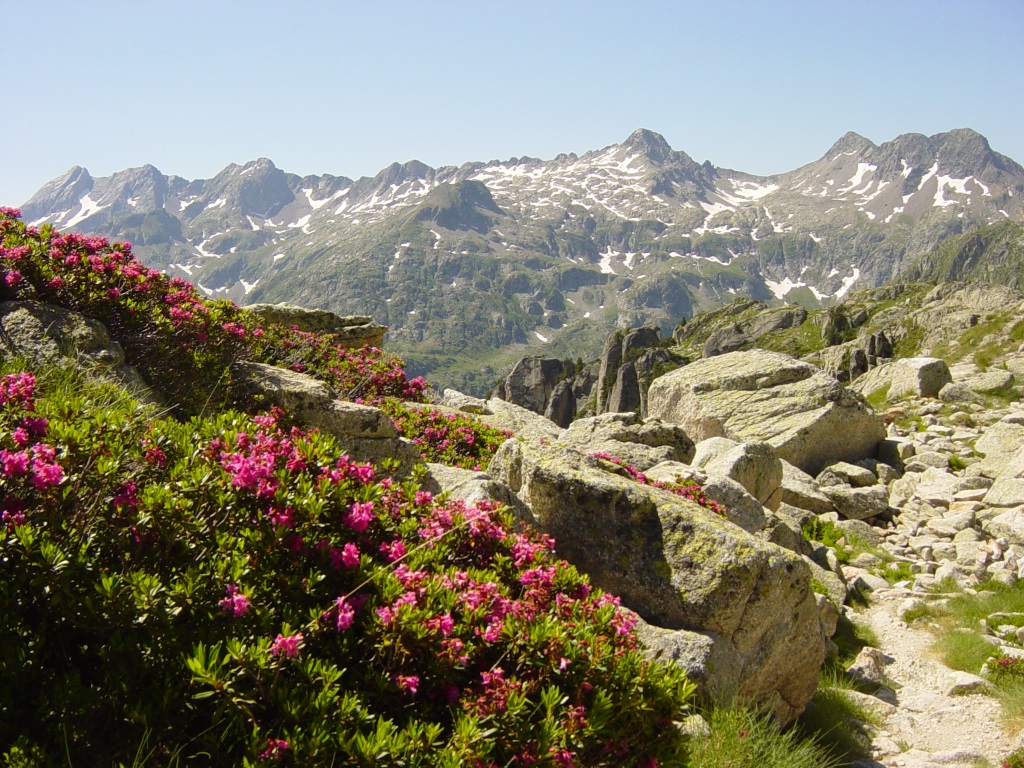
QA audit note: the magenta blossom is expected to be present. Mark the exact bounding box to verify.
[219,584,251,617]
[270,632,303,658]
[344,500,374,532]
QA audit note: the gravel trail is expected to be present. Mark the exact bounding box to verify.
[851,590,1012,767]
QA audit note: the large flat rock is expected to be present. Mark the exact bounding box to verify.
[647,349,884,476]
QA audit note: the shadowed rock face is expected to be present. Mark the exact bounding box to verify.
[0,300,156,403]
[488,439,826,722]
[647,349,885,476]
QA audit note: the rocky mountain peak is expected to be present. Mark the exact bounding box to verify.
[824,131,877,159]
[412,180,501,233]
[623,128,675,163]
[21,166,94,222]
[933,127,1017,178]
[372,160,434,190]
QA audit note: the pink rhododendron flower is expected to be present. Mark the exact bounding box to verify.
[396,674,419,695]
[344,500,374,532]
[219,584,251,617]
[259,738,289,761]
[1,449,29,476]
[333,596,355,631]
[270,632,303,658]
[380,538,406,562]
[329,541,360,569]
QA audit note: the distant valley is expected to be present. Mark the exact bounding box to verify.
[19,128,1024,393]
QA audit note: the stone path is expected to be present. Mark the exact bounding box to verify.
[850,590,1011,767]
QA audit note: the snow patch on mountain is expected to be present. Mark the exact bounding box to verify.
[302,189,332,210]
[599,248,617,275]
[64,194,107,228]
[835,267,861,299]
[839,163,876,194]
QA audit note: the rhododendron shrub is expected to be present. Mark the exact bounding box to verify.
[0,368,693,766]
[380,398,512,469]
[0,209,424,412]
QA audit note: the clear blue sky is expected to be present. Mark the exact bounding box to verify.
[3,0,1023,206]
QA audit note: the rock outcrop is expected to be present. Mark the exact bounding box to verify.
[0,300,157,402]
[556,412,695,471]
[489,439,826,721]
[231,361,421,475]
[244,303,387,348]
[852,357,953,401]
[647,349,885,476]
[492,357,598,428]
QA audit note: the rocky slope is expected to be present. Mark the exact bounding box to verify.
[17,129,1024,392]
[455,343,1024,766]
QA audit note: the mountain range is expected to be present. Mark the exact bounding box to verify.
[19,128,1024,393]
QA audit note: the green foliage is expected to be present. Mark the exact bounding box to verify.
[865,383,891,410]
[934,631,1000,675]
[997,681,1024,737]
[757,320,828,358]
[801,519,844,549]
[379,399,512,470]
[800,518,891,567]
[893,323,925,359]
[795,669,876,761]
[0,366,694,766]
[829,614,880,665]
[988,656,1024,687]
[1003,743,1024,768]
[879,561,916,586]
[688,707,841,768]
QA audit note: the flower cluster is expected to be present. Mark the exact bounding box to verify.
[0,371,693,765]
[246,322,427,402]
[590,452,728,517]
[0,372,64,530]
[381,399,513,469]
[989,654,1024,686]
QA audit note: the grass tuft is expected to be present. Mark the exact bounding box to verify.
[933,631,996,675]
[689,706,842,768]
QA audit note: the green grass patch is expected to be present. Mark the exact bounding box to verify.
[998,681,1024,736]
[933,630,997,674]
[865,383,891,410]
[795,669,877,762]
[948,455,969,471]
[829,614,880,666]
[878,561,916,586]
[802,519,844,549]
[689,706,841,768]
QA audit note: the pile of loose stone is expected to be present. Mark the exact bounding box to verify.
[817,359,1024,767]
[432,349,1024,765]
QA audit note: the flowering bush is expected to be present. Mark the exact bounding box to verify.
[988,654,1024,686]
[380,398,513,469]
[0,367,694,766]
[590,452,727,517]
[0,208,425,415]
